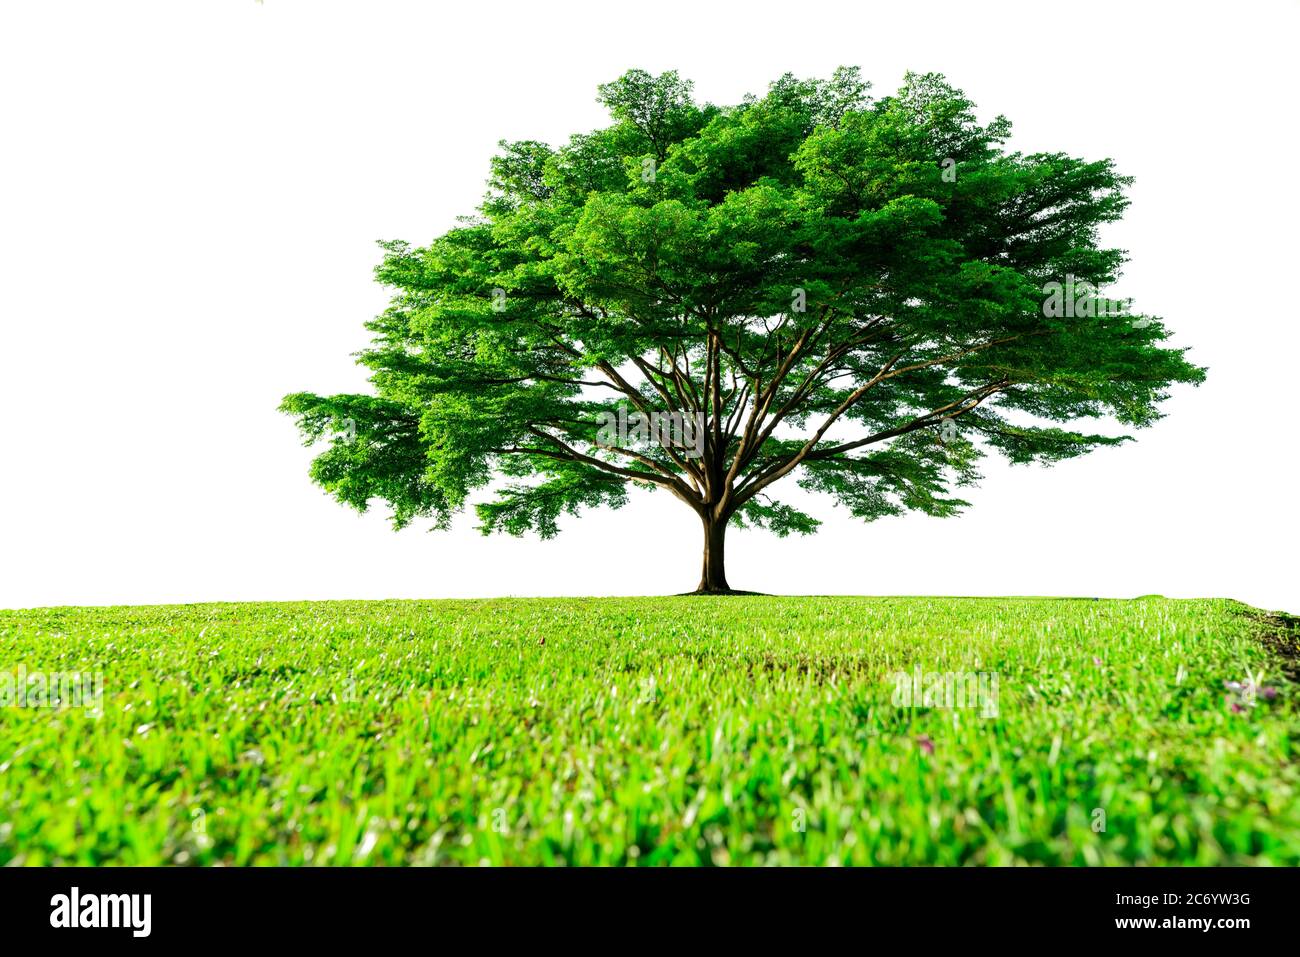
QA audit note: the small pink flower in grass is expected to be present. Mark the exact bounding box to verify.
[1223,679,1277,711]
[916,734,935,755]
[1092,656,1103,667]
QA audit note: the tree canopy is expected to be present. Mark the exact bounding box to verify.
[282,67,1205,592]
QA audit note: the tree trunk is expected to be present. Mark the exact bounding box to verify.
[695,514,731,594]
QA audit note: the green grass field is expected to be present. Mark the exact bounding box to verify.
[1,596,1297,866]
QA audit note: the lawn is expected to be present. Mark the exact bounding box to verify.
[0,596,1297,865]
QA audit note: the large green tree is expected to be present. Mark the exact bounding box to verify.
[282,68,1204,593]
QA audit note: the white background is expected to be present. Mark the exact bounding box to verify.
[1,0,1296,611]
